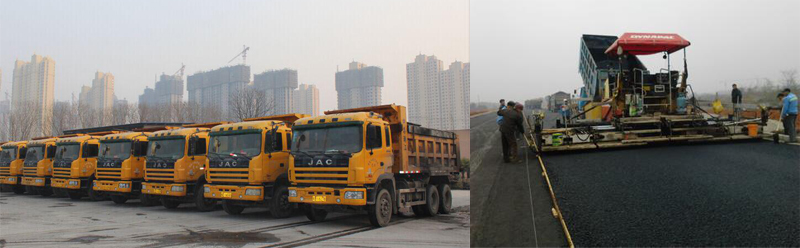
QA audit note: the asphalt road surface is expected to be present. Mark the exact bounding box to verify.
[471,110,800,246]
[0,190,469,247]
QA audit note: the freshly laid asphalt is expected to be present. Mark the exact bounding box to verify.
[471,109,800,247]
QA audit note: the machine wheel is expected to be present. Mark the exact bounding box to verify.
[303,206,327,222]
[25,186,39,195]
[87,187,104,201]
[270,186,293,219]
[412,205,426,217]
[40,187,54,197]
[139,194,161,206]
[222,200,245,215]
[437,184,452,214]
[162,198,181,209]
[110,195,128,204]
[13,185,26,195]
[194,186,216,212]
[421,185,440,217]
[67,191,83,200]
[368,188,393,227]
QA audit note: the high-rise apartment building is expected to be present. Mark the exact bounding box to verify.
[294,84,319,116]
[254,69,298,115]
[406,54,470,130]
[187,65,250,119]
[335,62,383,109]
[139,73,184,107]
[12,54,55,136]
[79,71,115,125]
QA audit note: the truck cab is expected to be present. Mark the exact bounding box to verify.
[51,133,107,200]
[203,114,307,217]
[21,137,57,196]
[93,132,154,205]
[0,141,29,194]
[142,123,227,211]
[288,104,460,227]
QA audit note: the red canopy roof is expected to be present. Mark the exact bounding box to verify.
[605,33,690,56]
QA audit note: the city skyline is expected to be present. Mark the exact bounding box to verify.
[0,0,469,112]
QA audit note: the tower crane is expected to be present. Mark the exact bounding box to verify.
[228,45,250,65]
[172,63,185,78]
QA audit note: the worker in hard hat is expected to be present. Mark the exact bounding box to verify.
[731,84,743,120]
[779,88,798,143]
[560,99,571,125]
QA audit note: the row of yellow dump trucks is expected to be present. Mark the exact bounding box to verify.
[0,104,460,226]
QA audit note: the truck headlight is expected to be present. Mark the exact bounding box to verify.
[171,186,184,192]
[141,185,146,190]
[120,183,130,189]
[245,189,261,196]
[93,181,97,187]
[203,186,210,193]
[289,189,297,197]
[35,179,43,183]
[8,178,15,182]
[344,191,364,199]
[69,181,79,186]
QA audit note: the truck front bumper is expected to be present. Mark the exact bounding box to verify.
[204,184,264,201]
[51,178,81,189]
[0,176,19,185]
[21,177,46,187]
[288,186,367,206]
[93,180,133,193]
[142,182,187,196]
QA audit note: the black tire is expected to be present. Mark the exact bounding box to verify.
[87,184,104,201]
[25,186,38,195]
[222,200,245,215]
[13,185,26,195]
[303,205,327,222]
[67,191,83,200]
[269,186,293,219]
[421,185,440,217]
[412,205,426,217]
[194,186,216,212]
[368,188,393,227]
[139,194,161,206]
[162,198,181,209]
[53,188,68,197]
[110,195,128,204]
[40,187,53,197]
[437,184,452,214]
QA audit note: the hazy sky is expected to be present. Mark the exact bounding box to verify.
[0,0,469,112]
[471,0,800,103]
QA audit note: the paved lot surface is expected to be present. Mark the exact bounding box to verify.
[0,190,469,247]
[471,110,800,246]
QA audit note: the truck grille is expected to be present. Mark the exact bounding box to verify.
[0,168,9,176]
[23,168,38,176]
[292,155,350,184]
[145,168,175,181]
[53,168,72,178]
[96,168,122,180]
[207,168,249,183]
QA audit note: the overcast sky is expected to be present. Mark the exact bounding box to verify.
[471,0,800,104]
[0,0,469,112]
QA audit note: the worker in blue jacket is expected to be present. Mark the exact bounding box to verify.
[778,88,798,143]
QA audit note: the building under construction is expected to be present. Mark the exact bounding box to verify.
[186,65,250,119]
[335,62,383,110]
[254,69,298,115]
[139,74,184,107]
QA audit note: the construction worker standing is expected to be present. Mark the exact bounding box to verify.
[560,99,571,126]
[499,103,524,163]
[779,89,798,143]
[731,84,743,120]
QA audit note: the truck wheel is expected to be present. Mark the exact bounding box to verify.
[367,188,393,227]
[421,185,440,217]
[25,186,38,195]
[139,194,160,206]
[303,206,327,222]
[53,188,68,197]
[437,184,452,214]
[67,191,83,200]
[222,200,245,215]
[110,195,128,204]
[13,185,25,195]
[412,205,426,217]
[195,186,216,212]
[87,187,104,201]
[162,198,181,209]
[40,187,53,197]
[270,186,293,219]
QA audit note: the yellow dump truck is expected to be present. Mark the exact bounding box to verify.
[142,123,227,211]
[93,131,162,205]
[21,137,58,196]
[0,141,29,194]
[203,114,307,217]
[51,133,112,200]
[288,104,461,227]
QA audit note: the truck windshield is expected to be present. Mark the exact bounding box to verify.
[25,146,45,162]
[209,133,261,157]
[100,141,132,160]
[1,147,17,160]
[56,145,81,161]
[292,126,362,153]
[148,139,185,159]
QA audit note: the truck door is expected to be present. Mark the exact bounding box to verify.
[265,130,289,182]
[366,123,391,177]
[187,136,207,180]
